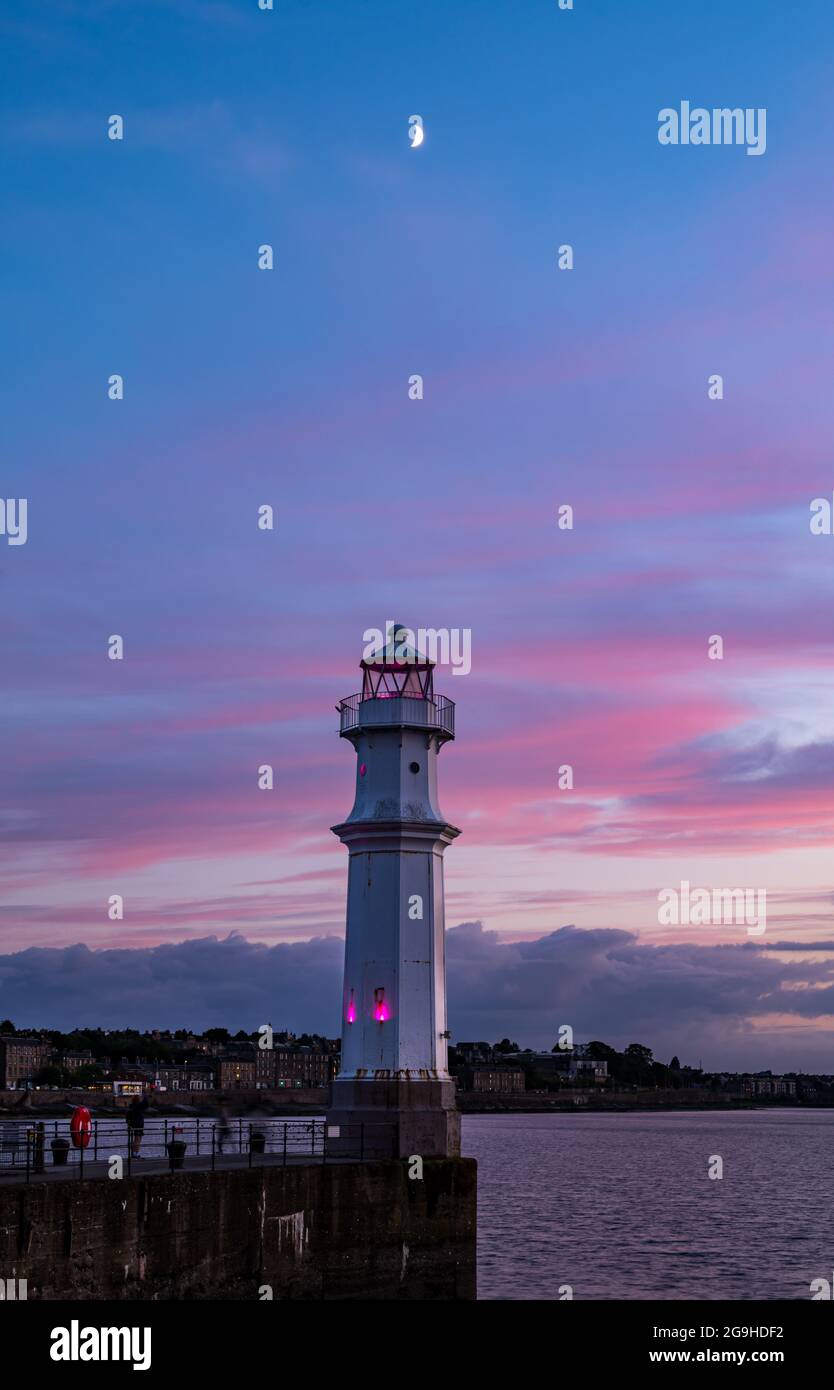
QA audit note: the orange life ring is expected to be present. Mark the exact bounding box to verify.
[70,1106,92,1149]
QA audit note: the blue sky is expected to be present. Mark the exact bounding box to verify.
[2,0,834,1065]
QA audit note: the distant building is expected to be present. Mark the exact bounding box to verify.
[728,1075,797,1099]
[572,1059,608,1083]
[277,1046,335,1088]
[112,1064,155,1089]
[516,1051,607,1084]
[255,1047,275,1089]
[0,1036,51,1089]
[455,1042,496,1066]
[60,1050,101,1073]
[218,1054,257,1090]
[256,1045,337,1089]
[156,1061,215,1092]
[148,1033,209,1054]
[460,1066,526,1094]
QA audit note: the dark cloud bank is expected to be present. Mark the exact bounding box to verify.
[2,925,833,1071]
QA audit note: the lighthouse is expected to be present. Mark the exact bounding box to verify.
[327,624,461,1158]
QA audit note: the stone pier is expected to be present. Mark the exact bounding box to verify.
[0,1157,476,1300]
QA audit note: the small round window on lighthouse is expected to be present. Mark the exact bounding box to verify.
[409,761,420,774]
[359,763,367,777]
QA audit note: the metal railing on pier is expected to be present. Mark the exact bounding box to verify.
[0,1118,397,1182]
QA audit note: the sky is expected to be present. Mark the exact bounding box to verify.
[2,0,834,1068]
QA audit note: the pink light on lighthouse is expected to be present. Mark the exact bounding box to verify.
[346,989,356,1025]
[373,987,389,1023]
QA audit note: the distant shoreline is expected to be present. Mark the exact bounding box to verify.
[457,1092,824,1115]
[458,1100,815,1115]
[0,1089,826,1120]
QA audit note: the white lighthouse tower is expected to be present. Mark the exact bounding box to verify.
[327,624,461,1158]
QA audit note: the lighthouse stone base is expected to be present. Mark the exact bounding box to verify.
[327,1077,461,1159]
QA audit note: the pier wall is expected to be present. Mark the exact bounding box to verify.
[0,1157,476,1300]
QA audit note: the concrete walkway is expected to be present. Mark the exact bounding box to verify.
[0,1149,363,1185]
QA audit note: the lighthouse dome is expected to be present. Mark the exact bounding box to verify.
[360,622,434,700]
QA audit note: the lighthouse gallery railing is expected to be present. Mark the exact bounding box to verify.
[337,692,455,738]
